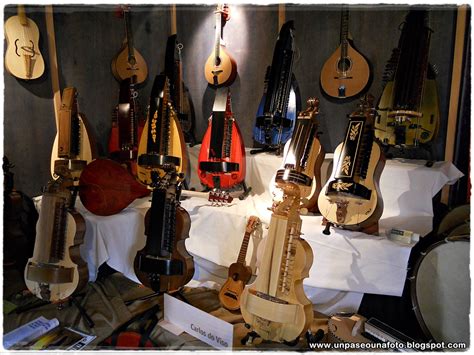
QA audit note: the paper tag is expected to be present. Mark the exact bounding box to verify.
[157,319,185,336]
[163,293,233,350]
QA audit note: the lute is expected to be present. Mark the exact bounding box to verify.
[219,216,261,311]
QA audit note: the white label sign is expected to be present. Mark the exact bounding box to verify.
[163,293,233,350]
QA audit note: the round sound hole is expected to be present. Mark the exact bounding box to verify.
[337,58,351,72]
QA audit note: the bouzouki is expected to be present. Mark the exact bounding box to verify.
[133,169,194,292]
[108,76,145,176]
[111,5,148,85]
[137,74,189,186]
[50,87,97,179]
[204,4,237,87]
[320,7,370,99]
[219,216,261,311]
[25,173,88,302]
[318,95,385,233]
[4,5,45,80]
[241,182,314,343]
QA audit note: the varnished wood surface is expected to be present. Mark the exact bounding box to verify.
[204,46,237,87]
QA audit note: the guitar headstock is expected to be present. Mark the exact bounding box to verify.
[208,189,233,205]
[246,216,261,234]
[216,4,231,22]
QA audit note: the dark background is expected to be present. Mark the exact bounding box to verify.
[4,4,459,197]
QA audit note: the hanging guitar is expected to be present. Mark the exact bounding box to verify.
[133,169,194,293]
[252,21,301,155]
[25,170,88,302]
[320,6,370,99]
[204,4,237,87]
[318,95,385,234]
[108,76,145,176]
[198,87,250,200]
[241,182,314,343]
[271,98,325,213]
[219,216,261,311]
[50,87,97,179]
[375,10,439,149]
[137,74,189,186]
[4,5,45,80]
[111,5,148,85]
[164,34,197,146]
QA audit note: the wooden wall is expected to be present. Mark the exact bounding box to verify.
[4,4,458,197]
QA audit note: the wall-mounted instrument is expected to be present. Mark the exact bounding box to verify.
[318,95,385,233]
[241,183,313,343]
[25,174,88,302]
[198,87,250,199]
[134,169,194,292]
[272,98,324,213]
[111,5,148,85]
[252,21,301,155]
[320,7,370,99]
[375,10,439,147]
[137,74,189,186]
[164,34,197,146]
[50,87,97,179]
[204,4,237,87]
[108,77,145,176]
[219,216,260,311]
[4,5,45,80]
[79,159,150,216]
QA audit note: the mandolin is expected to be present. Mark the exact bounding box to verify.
[133,169,194,292]
[318,95,385,232]
[25,173,88,302]
[111,5,148,85]
[375,10,439,147]
[4,5,45,80]
[137,74,189,186]
[320,7,370,99]
[50,87,97,179]
[198,87,246,191]
[108,76,145,176]
[271,98,325,213]
[79,159,150,216]
[204,4,237,87]
[241,182,314,343]
[252,21,301,154]
[164,34,197,146]
[219,216,260,311]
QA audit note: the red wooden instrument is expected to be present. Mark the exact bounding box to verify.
[198,88,246,190]
[79,159,150,216]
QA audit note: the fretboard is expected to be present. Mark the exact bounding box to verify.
[237,231,251,264]
[214,11,221,61]
[124,9,136,64]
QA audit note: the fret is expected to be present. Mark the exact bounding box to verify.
[339,7,350,69]
[124,8,136,65]
[237,232,251,264]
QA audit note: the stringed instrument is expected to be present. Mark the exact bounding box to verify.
[204,4,237,87]
[111,5,148,85]
[253,21,300,154]
[25,172,88,302]
[241,182,313,343]
[164,34,197,146]
[375,10,439,147]
[137,74,189,186]
[271,98,325,213]
[219,216,261,311]
[133,169,194,292]
[50,87,97,179]
[108,76,145,176]
[320,7,370,99]
[79,159,150,216]
[198,87,246,191]
[4,5,45,80]
[318,95,385,232]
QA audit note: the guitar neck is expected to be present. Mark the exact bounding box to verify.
[340,8,350,60]
[214,10,222,59]
[237,231,252,265]
[124,9,136,63]
[17,5,28,25]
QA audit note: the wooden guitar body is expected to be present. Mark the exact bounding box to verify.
[4,9,45,80]
[111,45,148,84]
[79,159,150,216]
[219,263,252,311]
[204,45,237,87]
[320,43,370,99]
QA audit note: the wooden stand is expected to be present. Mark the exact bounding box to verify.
[322,218,379,236]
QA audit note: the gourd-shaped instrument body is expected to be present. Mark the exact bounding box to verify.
[318,95,385,229]
[134,171,194,292]
[375,10,439,146]
[137,75,188,186]
[198,88,246,190]
[241,183,313,342]
[25,179,88,302]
